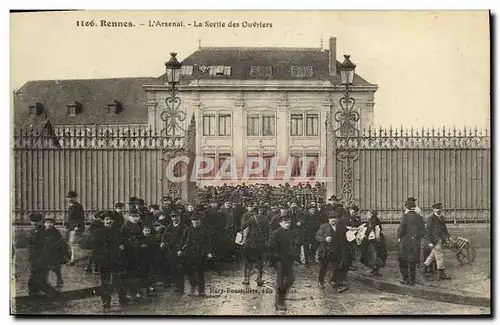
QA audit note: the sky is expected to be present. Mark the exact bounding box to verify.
[10,10,490,129]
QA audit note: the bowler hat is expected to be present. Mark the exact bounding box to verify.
[406,197,417,202]
[137,199,145,206]
[44,215,55,221]
[115,202,124,208]
[66,191,78,198]
[162,196,172,201]
[329,195,339,201]
[405,201,416,209]
[129,197,138,204]
[29,213,43,223]
[170,210,180,217]
[279,214,291,222]
[432,203,443,209]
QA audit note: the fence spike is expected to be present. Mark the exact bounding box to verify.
[431,127,435,137]
[382,128,387,137]
[400,125,404,136]
[415,128,419,137]
[389,126,393,137]
[452,126,457,137]
[410,127,414,137]
[394,128,399,137]
[474,126,478,137]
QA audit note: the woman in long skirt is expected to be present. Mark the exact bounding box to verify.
[360,210,387,276]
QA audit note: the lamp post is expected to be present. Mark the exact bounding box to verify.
[161,52,186,200]
[332,54,360,206]
[161,52,185,138]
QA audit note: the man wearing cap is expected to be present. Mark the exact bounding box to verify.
[423,203,452,280]
[120,209,144,299]
[65,191,85,266]
[302,205,322,265]
[42,215,68,288]
[90,212,127,309]
[161,196,174,217]
[160,210,188,291]
[316,211,349,293]
[112,203,125,230]
[241,205,269,286]
[27,213,57,296]
[268,214,297,311]
[397,200,426,285]
[178,213,213,297]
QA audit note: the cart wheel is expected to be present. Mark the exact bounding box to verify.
[456,245,476,264]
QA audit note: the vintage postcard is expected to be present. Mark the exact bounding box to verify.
[10,10,491,316]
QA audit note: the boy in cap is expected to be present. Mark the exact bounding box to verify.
[423,203,452,280]
[91,212,127,310]
[27,213,57,296]
[112,203,125,229]
[268,214,297,311]
[178,213,213,297]
[42,215,68,288]
[65,191,85,266]
[315,211,349,292]
[85,211,104,274]
[161,210,188,292]
[137,224,157,296]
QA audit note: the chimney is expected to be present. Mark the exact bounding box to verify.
[329,37,337,76]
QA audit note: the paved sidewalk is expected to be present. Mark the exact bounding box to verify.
[350,249,490,307]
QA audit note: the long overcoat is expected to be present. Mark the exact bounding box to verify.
[397,211,426,263]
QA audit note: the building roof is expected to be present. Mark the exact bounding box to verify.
[13,77,157,126]
[13,46,375,127]
[158,47,375,86]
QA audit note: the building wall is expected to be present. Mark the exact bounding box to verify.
[146,84,376,187]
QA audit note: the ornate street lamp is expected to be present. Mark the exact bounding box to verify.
[161,52,186,138]
[333,54,361,206]
[161,52,187,200]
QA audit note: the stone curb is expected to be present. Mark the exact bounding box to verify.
[350,272,490,308]
[13,286,99,308]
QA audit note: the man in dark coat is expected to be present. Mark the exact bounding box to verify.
[302,205,322,265]
[120,209,144,299]
[27,213,58,297]
[65,191,85,266]
[241,206,269,286]
[161,196,174,217]
[91,213,127,310]
[315,211,349,293]
[178,213,213,297]
[423,203,452,280]
[218,201,237,262]
[85,212,104,274]
[397,200,426,285]
[268,214,297,311]
[160,210,188,292]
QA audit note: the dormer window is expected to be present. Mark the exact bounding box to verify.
[107,100,122,115]
[29,102,44,116]
[250,66,273,77]
[180,66,193,75]
[208,66,232,76]
[291,66,314,77]
[67,101,82,116]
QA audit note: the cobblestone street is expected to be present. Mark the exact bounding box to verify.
[13,262,490,316]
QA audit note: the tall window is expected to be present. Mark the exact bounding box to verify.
[262,154,275,177]
[290,155,301,177]
[218,114,231,136]
[305,113,319,136]
[290,114,303,136]
[201,153,216,177]
[218,153,232,175]
[262,114,275,136]
[306,153,319,177]
[247,114,260,136]
[203,114,216,136]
